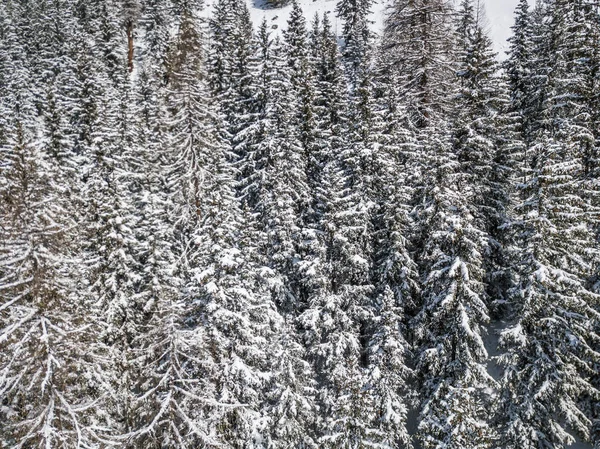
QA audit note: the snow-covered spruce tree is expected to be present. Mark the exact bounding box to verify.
[334,0,377,220]
[138,0,174,81]
[293,12,372,448]
[377,7,465,446]
[504,0,535,146]
[69,30,102,162]
[283,1,332,314]
[298,279,373,449]
[412,5,528,447]
[124,200,221,447]
[519,0,555,143]
[113,28,218,449]
[310,11,348,198]
[371,11,420,312]
[498,131,600,449]
[326,0,375,303]
[388,0,450,153]
[335,0,373,90]
[237,12,312,318]
[78,0,128,88]
[208,0,256,133]
[306,11,349,275]
[235,18,273,213]
[364,131,417,446]
[7,0,43,106]
[293,10,380,449]
[264,328,319,449]
[544,0,600,178]
[33,0,81,162]
[209,3,284,291]
[549,2,600,421]
[66,1,171,440]
[221,24,321,445]
[67,5,139,407]
[406,10,499,446]
[363,287,414,448]
[79,45,149,437]
[497,1,600,447]
[232,20,308,309]
[225,4,259,159]
[355,33,422,449]
[581,2,600,183]
[118,6,221,447]
[382,0,457,130]
[160,6,284,447]
[452,1,518,307]
[412,123,497,449]
[0,89,109,449]
[284,0,315,143]
[335,0,378,235]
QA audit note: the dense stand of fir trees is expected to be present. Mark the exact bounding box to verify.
[1,0,600,447]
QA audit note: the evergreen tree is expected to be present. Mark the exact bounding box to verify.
[498,1,600,446]
[382,0,457,129]
[0,86,109,449]
[412,127,496,449]
[163,7,283,447]
[139,0,174,80]
[285,2,316,157]
[208,0,257,145]
[235,18,274,213]
[498,133,600,449]
[298,13,377,449]
[265,332,318,448]
[336,0,373,90]
[453,2,517,307]
[544,0,600,177]
[522,0,554,141]
[366,50,419,449]
[505,0,534,145]
[259,35,311,316]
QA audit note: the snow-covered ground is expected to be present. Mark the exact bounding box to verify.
[484,319,504,382]
[570,438,594,449]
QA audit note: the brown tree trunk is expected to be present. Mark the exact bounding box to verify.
[127,20,134,73]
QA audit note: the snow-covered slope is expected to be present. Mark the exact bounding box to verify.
[203,0,388,36]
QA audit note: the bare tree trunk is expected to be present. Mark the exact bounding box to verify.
[127,20,134,73]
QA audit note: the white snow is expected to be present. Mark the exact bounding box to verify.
[205,281,219,294]
[351,254,369,267]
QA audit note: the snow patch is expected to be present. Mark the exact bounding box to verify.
[205,281,219,294]
[483,319,506,382]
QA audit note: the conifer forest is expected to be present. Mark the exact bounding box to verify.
[2,0,600,447]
